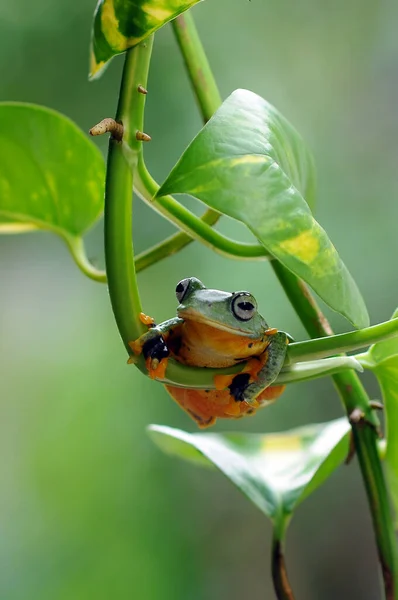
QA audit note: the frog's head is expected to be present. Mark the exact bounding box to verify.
[175,277,268,338]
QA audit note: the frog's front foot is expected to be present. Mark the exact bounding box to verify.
[128,332,170,380]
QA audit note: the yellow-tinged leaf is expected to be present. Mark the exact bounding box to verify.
[279,230,320,264]
[157,89,369,329]
[90,0,203,79]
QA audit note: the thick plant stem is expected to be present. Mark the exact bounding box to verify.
[104,43,154,353]
[105,139,144,351]
[272,261,398,600]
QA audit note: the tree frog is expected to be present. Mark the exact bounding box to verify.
[129,277,290,428]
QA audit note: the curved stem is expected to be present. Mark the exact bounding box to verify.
[134,211,215,272]
[69,210,220,282]
[132,14,270,262]
[135,157,269,259]
[287,317,398,364]
[66,235,107,283]
[272,261,398,600]
[104,41,155,353]
[105,138,144,350]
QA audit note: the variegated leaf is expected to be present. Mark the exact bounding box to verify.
[157,89,369,329]
[0,103,105,241]
[149,418,350,526]
[90,0,203,79]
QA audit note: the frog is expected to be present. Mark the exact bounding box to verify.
[129,277,291,428]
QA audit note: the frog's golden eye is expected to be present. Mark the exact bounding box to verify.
[232,292,257,321]
[176,278,191,302]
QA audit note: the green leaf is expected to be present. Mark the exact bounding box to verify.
[90,0,203,79]
[149,418,350,529]
[157,89,369,329]
[360,309,398,524]
[0,103,105,244]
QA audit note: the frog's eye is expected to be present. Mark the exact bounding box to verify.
[175,278,191,302]
[232,293,257,321]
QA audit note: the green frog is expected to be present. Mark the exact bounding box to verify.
[130,277,290,428]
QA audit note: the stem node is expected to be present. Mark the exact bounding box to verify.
[136,130,152,142]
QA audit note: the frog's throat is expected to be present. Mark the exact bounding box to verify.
[177,308,258,338]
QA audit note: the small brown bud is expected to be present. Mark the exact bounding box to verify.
[136,131,152,142]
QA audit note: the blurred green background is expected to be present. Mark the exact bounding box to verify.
[1,0,398,598]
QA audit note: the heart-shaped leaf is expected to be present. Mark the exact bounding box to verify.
[157,89,369,329]
[149,418,350,530]
[360,309,398,523]
[0,103,105,244]
[90,0,203,79]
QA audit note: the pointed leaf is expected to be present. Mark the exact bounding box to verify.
[149,418,350,527]
[157,89,369,329]
[360,309,398,523]
[0,103,105,243]
[90,0,203,79]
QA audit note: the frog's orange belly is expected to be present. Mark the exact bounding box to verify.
[170,320,267,368]
[165,385,286,428]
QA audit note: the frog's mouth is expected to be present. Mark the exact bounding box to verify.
[178,307,253,337]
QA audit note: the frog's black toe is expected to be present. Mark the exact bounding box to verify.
[142,335,170,361]
[228,373,251,402]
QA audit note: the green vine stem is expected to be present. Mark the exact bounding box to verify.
[171,11,221,123]
[66,235,107,283]
[272,262,398,600]
[105,137,144,350]
[131,14,270,262]
[134,211,216,272]
[104,42,152,353]
[69,209,221,282]
[134,157,269,259]
[287,317,398,363]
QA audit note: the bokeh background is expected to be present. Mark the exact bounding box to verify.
[1,0,398,598]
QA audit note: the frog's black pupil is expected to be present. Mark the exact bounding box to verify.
[238,301,254,312]
[176,282,184,294]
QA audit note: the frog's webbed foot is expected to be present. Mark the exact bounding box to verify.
[214,331,288,406]
[128,317,182,379]
[227,373,253,402]
[142,334,170,380]
[128,328,170,380]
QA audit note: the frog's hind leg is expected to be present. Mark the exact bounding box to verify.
[165,386,216,429]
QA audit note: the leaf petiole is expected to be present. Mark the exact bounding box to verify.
[287,317,398,363]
